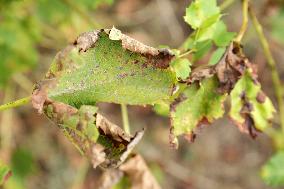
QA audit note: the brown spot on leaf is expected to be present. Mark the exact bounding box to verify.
[106,28,174,69]
[183,131,196,143]
[214,42,257,94]
[230,91,260,139]
[185,65,215,84]
[74,30,100,52]
[256,91,266,103]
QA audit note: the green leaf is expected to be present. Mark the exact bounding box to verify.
[0,160,11,186]
[170,76,226,145]
[213,21,235,47]
[170,58,191,80]
[42,29,175,107]
[193,40,213,61]
[209,47,226,65]
[261,151,284,187]
[229,70,275,133]
[184,0,220,29]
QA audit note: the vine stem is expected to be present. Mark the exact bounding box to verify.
[235,0,249,43]
[0,96,31,112]
[249,8,284,135]
[121,104,130,134]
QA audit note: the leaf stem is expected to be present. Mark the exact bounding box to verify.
[249,8,284,135]
[121,104,130,134]
[0,96,31,112]
[235,0,249,43]
[178,49,196,58]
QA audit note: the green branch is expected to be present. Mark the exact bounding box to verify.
[121,104,130,134]
[249,8,284,135]
[235,0,249,43]
[0,96,31,112]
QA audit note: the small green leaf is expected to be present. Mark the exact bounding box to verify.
[213,21,235,47]
[261,151,284,187]
[209,47,226,65]
[230,70,275,133]
[193,40,213,61]
[0,160,11,186]
[170,58,191,80]
[184,0,220,29]
[170,76,226,142]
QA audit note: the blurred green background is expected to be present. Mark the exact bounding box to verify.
[0,0,284,188]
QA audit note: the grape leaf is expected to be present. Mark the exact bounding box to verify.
[170,76,226,148]
[33,28,175,109]
[229,69,275,137]
[183,0,235,62]
[213,21,236,47]
[41,100,144,168]
[170,58,191,80]
[261,151,284,187]
[0,160,11,186]
[209,47,226,65]
[184,0,220,30]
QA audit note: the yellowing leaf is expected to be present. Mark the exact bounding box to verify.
[170,76,226,147]
[170,58,191,80]
[229,70,275,137]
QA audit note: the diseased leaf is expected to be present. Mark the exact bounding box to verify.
[170,58,191,80]
[119,154,161,189]
[170,76,226,148]
[215,42,253,93]
[36,28,175,108]
[229,70,275,137]
[32,95,144,168]
[0,160,11,186]
[261,152,284,187]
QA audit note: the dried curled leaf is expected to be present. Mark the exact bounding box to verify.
[32,91,144,168]
[119,154,161,189]
[38,27,175,108]
[97,169,124,189]
[229,70,275,138]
